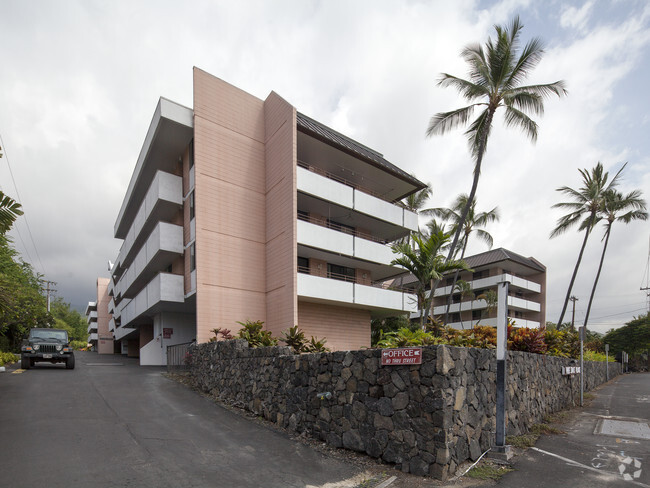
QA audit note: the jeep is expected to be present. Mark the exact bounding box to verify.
[21,328,75,369]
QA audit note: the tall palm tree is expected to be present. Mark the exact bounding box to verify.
[583,189,647,329]
[392,231,470,329]
[401,183,436,243]
[427,16,566,268]
[431,194,499,323]
[452,279,475,329]
[550,162,626,326]
[0,191,23,235]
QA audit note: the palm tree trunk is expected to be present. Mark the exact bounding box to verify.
[444,237,468,324]
[557,216,595,326]
[583,224,612,330]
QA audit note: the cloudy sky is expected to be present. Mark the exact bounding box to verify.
[1,0,649,334]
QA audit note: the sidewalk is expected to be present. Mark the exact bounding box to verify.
[496,373,650,488]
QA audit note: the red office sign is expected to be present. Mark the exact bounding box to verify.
[381,347,422,365]
[163,328,173,339]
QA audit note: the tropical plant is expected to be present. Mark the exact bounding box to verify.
[582,189,647,329]
[303,336,330,353]
[235,320,278,347]
[508,325,548,354]
[371,315,413,346]
[391,231,470,329]
[0,351,18,366]
[281,325,307,353]
[603,314,650,355]
[427,16,566,272]
[475,289,498,325]
[452,279,475,329]
[550,162,625,326]
[0,191,23,235]
[208,327,234,342]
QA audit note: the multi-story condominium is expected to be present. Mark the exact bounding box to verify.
[107,68,423,365]
[86,277,114,353]
[405,248,546,329]
[85,301,98,349]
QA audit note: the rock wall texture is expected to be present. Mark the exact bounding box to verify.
[187,340,621,479]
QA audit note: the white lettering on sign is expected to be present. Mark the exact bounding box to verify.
[381,348,423,366]
[562,366,581,375]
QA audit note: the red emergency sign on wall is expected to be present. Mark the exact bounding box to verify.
[381,347,422,365]
[163,328,173,339]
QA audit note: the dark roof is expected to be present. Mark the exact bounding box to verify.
[296,112,426,192]
[463,248,546,273]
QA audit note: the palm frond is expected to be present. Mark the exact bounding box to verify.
[427,105,479,137]
[503,106,538,142]
[437,74,489,100]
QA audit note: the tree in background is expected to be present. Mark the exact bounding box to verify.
[431,194,499,323]
[392,231,470,329]
[551,162,625,327]
[50,297,88,342]
[583,189,647,329]
[603,314,650,355]
[427,16,566,272]
[0,235,51,351]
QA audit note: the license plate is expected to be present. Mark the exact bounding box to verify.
[42,354,52,359]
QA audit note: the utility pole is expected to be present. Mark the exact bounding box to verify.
[43,280,57,312]
[569,296,578,331]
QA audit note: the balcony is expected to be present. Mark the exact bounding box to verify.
[108,317,115,332]
[108,298,115,315]
[85,302,97,316]
[297,166,418,231]
[113,171,182,277]
[433,295,540,316]
[88,333,99,342]
[114,222,183,299]
[297,272,417,314]
[120,273,185,328]
[433,273,541,297]
[445,317,541,330]
[113,325,137,341]
[87,322,98,334]
[86,311,97,324]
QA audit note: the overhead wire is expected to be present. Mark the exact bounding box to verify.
[0,132,45,275]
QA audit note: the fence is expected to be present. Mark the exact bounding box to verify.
[166,341,194,373]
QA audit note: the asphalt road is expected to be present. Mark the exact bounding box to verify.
[497,372,650,488]
[0,351,367,488]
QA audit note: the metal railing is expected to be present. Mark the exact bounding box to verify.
[297,212,390,244]
[166,341,195,373]
[297,265,413,293]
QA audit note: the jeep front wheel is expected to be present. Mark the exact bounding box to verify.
[66,355,75,370]
[20,356,30,370]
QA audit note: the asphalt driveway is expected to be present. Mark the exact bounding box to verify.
[0,351,368,488]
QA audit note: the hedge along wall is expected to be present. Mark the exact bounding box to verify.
[187,340,621,480]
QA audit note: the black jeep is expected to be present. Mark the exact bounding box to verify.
[21,328,75,369]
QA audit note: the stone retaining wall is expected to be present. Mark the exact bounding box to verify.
[187,340,621,479]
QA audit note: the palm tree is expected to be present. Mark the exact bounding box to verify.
[427,16,566,269]
[431,194,499,323]
[392,231,470,329]
[583,189,647,329]
[0,191,23,235]
[401,183,436,243]
[550,162,626,326]
[452,279,475,329]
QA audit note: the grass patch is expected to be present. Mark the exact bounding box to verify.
[507,433,539,448]
[543,411,570,424]
[530,423,565,435]
[466,463,514,480]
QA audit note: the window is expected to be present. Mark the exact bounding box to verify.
[190,243,196,271]
[450,313,461,323]
[328,263,355,282]
[473,270,485,280]
[189,191,195,220]
[189,139,194,169]
[297,256,309,273]
[446,277,455,286]
[472,310,482,320]
[452,293,461,303]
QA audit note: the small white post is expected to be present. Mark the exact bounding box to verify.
[491,279,511,460]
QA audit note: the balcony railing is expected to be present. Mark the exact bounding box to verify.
[297,212,389,244]
[298,265,412,292]
[297,160,406,207]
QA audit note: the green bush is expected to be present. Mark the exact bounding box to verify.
[69,340,88,351]
[236,320,278,347]
[0,351,18,366]
[281,326,330,353]
[583,350,616,362]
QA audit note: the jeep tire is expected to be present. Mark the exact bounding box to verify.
[66,355,75,370]
[20,356,30,370]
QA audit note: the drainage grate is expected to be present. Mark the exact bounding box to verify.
[596,419,650,440]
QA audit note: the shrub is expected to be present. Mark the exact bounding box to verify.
[508,326,548,354]
[281,325,307,353]
[304,336,330,353]
[0,351,18,366]
[208,328,234,342]
[583,350,616,362]
[236,320,278,347]
[70,340,87,350]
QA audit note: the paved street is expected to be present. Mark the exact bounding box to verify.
[497,372,650,488]
[0,351,367,488]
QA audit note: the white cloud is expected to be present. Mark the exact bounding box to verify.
[560,1,595,33]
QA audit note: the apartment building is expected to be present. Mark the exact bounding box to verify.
[107,68,423,364]
[405,248,546,329]
[86,277,114,353]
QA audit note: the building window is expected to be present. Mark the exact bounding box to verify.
[190,243,196,271]
[452,293,461,303]
[450,313,461,323]
[297,256,309,273]
[446,277,455,286]
[328,263,355,282]
[473,270,485,280]
[189,191,195,220]
[189,139,194,169]
[472,310,482,320]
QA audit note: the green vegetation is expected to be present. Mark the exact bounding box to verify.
[50,298,88,343]
[427,15,566,271]
[466,462,514,480]
[210,322,330,353]
[603,313,650,355]
[507,422,564,449]
[0,351,18,366]
[0,235,51,352]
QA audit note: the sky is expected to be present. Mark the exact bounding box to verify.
[0,0,649,334]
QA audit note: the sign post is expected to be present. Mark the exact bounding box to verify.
[492,279,512,459]
[605,343,609,381]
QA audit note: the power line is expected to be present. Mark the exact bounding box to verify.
[0,132,45,274]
